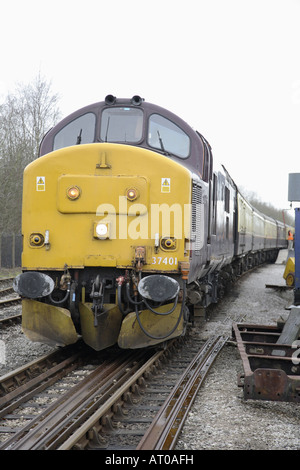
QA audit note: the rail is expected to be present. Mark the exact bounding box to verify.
[0,279,21,310]
[57,348,166,450]
[0,314,21,329]
[0,346,83,412]
[137,335,227,450]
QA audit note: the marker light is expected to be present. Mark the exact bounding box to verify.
[67,186,81,200]
[126,188,138,201]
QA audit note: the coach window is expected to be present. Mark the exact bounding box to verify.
[148,114,190,158]
[100,107,143,142]
[211,173,217,235]
[225,186,230,213]
[53,113,96,151]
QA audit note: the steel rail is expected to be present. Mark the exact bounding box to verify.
[0,355,82,421]
[2,350,143,450]
[0,348,163,450]
[0,287,14,298]
[0,277,15,285]
[0,347,82,409]
[0,283,21,326]
[57,348,167,450]
[0,296,21,308]
[0,314,22,329]
[137,334,228,450]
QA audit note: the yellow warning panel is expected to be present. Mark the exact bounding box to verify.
[161,177,171,193]
[36,176,45,191]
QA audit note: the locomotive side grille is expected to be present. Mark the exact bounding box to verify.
[191,181,203,254]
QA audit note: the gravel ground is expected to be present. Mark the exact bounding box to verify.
[0,250,299,450]
[0,323,55,377]
[176,249,300,450]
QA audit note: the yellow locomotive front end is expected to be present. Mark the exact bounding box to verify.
[17,142,192,349]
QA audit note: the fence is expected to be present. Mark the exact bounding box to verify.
[0,233,22,269]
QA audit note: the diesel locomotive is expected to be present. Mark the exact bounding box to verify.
[14,95,289,350]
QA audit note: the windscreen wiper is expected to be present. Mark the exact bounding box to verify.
[157,130,171,155]
[105,117,110,142]
[76,129,82,145]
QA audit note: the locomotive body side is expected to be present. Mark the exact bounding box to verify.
[209,166,236,270]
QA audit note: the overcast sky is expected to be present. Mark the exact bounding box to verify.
[1,0,300,213]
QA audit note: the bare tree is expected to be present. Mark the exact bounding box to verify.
[0,74,60,232]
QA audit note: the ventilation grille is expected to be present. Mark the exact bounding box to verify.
[191,181,203,254]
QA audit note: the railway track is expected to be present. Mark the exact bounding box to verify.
[0,278,15,293]
[0,298,21,309]
[0,332,227,450]
[0,278,21,327]
[0,286,14,298]
[0,314,21,329]
[137,334,227,450]
[0,277,15,284]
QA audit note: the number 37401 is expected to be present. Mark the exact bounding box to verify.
[151,256,178,266]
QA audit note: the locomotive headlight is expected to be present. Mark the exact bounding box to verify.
[96,224,108,236]
[126,188,138,201]
[160,237,177,250]
[67,186,81,200]
[29,233,45,247]
[94,222,110,239]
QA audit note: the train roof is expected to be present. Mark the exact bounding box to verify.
[39,95,209,178]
